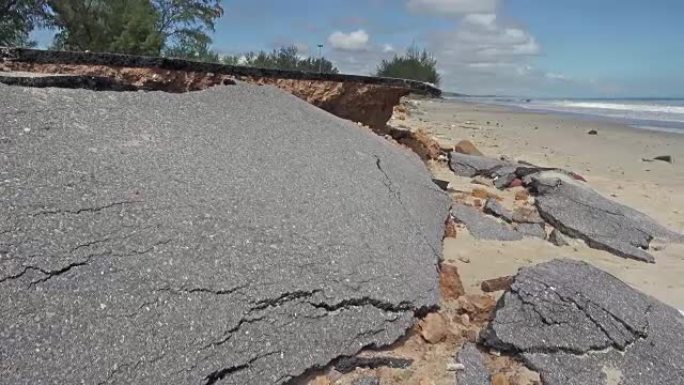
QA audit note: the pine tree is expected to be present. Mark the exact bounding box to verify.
[0,0,50,47]
[50,0,162,55]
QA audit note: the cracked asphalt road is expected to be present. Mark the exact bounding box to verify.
[530,173,684,263]
[482,259,684,385]
[0,82,449,384]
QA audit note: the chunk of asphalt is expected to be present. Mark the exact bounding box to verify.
[483,199,514,223]
[432,178,451,191]
[481,259,684,385]
[449,152,512,177]
[455,343,491,385]
[548,229,569,246]
[452,204,523,241]
[511,207,545,224]
[491,165,518,189]
[0,82,450,385]
[653,155,673,163]
[494,172,517,189]
[514,223,546,239]
[530,174,684,263]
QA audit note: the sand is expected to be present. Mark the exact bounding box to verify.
[394,99,684,309]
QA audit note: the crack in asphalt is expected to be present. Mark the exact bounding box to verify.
[251,289,323,311]
[0,253,105,287]
[0,238,172,287]
[373,154,443,261]
[96,352,167,385]
[200,315,268,352]
[28,200,143,217]
[27,258,94,288]
[203,350,282,385]
[492,275,650,357]
[309,297,413,314]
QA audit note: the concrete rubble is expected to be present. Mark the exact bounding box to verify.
[483,198,514,223]
[482,259,684,385]
[451,204,523,241]
[449,152,513,179]
[530,173,684,263]
[449,151,683,263]
[548,229,569,246]
[513,223,546,239]
[455,343,490,385]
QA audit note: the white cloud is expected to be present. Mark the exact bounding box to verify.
[327,29,370,51]
[545,72,570,81]
[424,13,550,93]
[407,0,498,16]
[441,13,540,62]
[328,48,394,75]
[400,0,599,95]
[320,1,579,95]
[382,44,395,53]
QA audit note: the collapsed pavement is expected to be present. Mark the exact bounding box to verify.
[481,259,684,385]
[529,172,684,263]
[451,203,523,241]
[0,82,449,384]
[447,151,684,263]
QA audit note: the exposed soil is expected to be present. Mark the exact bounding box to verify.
[0,62,410,130]
[0,62,237,92]
[297,263,541,385]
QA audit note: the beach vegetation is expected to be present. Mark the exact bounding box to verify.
[3,0,223,56]
[220,46,339,73]
[376,45,440,85]
[0,0,51,47]
[50,0,163,55]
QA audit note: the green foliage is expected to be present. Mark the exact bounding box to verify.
[163,35,220,62]
[222,46,339,74]
[0,0,50,46]
[50,0,163,55]
[44,0,222,55]
[376,45,440,85]
[154,0,222,54]
[109,0,163,54]
[3,1,337,74]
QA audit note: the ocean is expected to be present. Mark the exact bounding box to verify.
[448,96,684,134]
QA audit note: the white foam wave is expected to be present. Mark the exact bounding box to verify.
[549,101,684,115]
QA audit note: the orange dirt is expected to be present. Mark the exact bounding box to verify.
[1,62,409,130]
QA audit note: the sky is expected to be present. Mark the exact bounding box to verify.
[32,0,684,97]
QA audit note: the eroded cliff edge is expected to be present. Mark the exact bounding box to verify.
[0,47,441,131]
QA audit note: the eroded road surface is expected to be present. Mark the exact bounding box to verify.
[0,82,449,384]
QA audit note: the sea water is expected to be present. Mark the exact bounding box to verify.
[450,96,684,134]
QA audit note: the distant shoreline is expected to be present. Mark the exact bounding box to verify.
[442,96,684,135]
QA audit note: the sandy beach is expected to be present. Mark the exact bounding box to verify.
[393,99,684,309]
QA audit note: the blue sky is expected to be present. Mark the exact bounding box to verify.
[32,0,684,97]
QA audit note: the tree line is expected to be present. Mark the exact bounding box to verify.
[0,0,440,84]
[1,0,223,57]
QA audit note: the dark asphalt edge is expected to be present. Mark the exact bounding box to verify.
[1,46,442,97]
